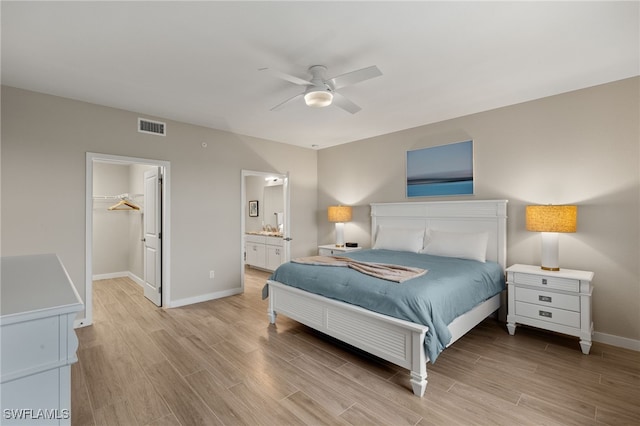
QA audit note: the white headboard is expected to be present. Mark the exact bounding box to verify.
[370,200,508,270]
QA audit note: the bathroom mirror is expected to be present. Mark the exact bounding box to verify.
[244,175,284,234]
[263,180,284,232]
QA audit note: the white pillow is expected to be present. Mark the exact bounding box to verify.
[373,226,425,253]
[423,229,489,262]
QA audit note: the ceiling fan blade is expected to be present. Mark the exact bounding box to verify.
[332,92,362,114]
[329,65,382,90]
[260,67,312,86]
[270,92,304,111]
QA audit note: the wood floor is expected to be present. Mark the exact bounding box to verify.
[72,268,640,425]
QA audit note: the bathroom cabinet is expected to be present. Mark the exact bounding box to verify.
[245,234,283,271]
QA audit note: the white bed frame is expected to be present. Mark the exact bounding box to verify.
[267,200,508,396]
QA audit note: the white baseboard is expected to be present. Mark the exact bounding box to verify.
[127,271,144,288]
[168,287,242,308]
[92,271,144,289]
[593,331,640,352]
[92,271,129,280]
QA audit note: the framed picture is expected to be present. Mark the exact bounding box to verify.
[249,200,259,217]
[406,140,474,197]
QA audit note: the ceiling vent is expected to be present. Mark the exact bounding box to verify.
[138,118,166,136]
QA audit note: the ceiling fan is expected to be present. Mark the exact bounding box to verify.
[261,64,382,114]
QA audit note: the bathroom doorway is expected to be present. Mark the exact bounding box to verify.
[240,170,290,291]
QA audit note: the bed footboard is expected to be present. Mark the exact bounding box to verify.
[267,280,429,396]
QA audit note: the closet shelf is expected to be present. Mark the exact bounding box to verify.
[93,193,143,210]
[93,193,143,200]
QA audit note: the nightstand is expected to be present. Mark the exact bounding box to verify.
[506,264,594,354]
[318,244,362,256]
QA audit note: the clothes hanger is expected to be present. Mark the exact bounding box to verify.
[108,199,140,211]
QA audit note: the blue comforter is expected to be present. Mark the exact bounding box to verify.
[268,249,504,362]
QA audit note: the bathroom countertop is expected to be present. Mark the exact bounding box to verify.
[246,231,283,237]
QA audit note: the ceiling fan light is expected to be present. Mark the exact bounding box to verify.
[304,90,333,107]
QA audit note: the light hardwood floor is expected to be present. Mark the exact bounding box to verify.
[72,268,640,425]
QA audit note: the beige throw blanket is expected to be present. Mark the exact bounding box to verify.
[291,255,427,283]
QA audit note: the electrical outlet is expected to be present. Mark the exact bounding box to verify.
[209,270,215,279]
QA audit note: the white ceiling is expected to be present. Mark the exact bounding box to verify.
[2,1,638,149]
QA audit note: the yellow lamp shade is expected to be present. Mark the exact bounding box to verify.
[327,205,352,223]
[526,205,577,233]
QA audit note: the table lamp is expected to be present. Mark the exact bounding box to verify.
[526,205,577,271]
[328,205,352,247]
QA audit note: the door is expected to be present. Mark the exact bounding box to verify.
[144,167,162,306]
[281,172,291,264]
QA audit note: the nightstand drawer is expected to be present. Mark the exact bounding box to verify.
[318,245,361,256]
[513,272,579,292]
[515,287,580,311]
[515,301,580,328]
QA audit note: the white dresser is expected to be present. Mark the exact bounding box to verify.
[506,264,594,354]
[1,254,84,425]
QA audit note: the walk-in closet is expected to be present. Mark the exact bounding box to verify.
[92,162,155,285]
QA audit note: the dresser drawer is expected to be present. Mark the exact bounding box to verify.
[515,287,580,312]
[1,316,60,378]
[515,301,580,328]
[512,272,579,292]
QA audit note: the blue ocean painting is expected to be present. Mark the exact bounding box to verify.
[407,140,474,197]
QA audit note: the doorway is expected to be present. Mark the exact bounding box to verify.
[82,153,170,327]
[240,170,290,291]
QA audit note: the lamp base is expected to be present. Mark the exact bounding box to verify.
[541,266,560,271]
[540,232,561,271]
[334,222,345,248]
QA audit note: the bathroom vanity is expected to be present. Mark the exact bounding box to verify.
[245,233,284,271]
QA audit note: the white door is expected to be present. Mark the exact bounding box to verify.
[143,167,162,306]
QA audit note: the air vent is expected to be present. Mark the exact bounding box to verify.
[138,118,166,136]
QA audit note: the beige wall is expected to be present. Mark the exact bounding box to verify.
[2,78,638,345]
[1,86,318,317]
[92,162,131,275]
[244,175,264,233]
[318,77,640,343]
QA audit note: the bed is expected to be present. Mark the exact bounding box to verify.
[266,200,508,396]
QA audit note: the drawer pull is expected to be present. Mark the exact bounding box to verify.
[542,278,548,285]
[539,295,552,303]
[539,310,552,318]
